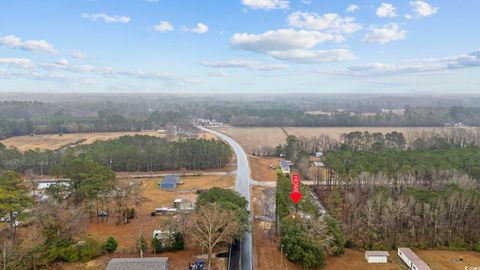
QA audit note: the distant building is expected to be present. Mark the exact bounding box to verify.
[174,197,195,212]
[315,151,324,158]
[398,248,432,270]
[365,251,389,264]
[106,258,168,270]
[159,175,179,190]
[35,179,70,190]
[279,160,291,174]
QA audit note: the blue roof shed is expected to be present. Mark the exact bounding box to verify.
[159,175,179,190]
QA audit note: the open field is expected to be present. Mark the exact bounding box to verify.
[214,126,478,154]
[0,131,167,152]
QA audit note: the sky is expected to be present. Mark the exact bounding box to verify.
[0,0,479,94]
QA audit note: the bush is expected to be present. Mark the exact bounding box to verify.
[104,236,118,253]
[46,238,104,263]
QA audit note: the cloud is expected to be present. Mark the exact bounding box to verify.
[346,4,359,13]
[231,28,354,63]
[376,3,397,17]
[268,49,355,63]
[328,49,480,77]
[410,1,438,17]
[0,58,34,68]
[287,12,362,34]
[231,29,340,53]
[153,21,174,32]
[241,0,289,10]
[41,59,94,73]
[208,71,228,77]
[70,50,87,59]
[201,60,288,71]
[0,35,57,54]
[82,13,131,24]
[363,23,406,44]
[302,0,312,4]
[182,23,209,34]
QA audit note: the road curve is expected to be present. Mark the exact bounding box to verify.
[198,126,253,270]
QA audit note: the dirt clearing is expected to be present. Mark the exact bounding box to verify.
[249,156,280,182]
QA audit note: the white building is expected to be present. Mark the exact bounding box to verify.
[398,248,432,270]
[365,251,389,263]
[279,160,291,173]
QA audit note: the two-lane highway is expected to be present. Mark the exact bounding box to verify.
[198,126,253,270]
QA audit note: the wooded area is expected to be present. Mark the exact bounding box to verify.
[0,135,232,174]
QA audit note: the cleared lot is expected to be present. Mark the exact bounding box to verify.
[0,131,167,152]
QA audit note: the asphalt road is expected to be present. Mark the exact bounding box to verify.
[198,126,253,270]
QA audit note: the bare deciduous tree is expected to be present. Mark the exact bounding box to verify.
[186,203,239,270]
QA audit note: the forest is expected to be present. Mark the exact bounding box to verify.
[3,94,480,139]
[0,135,232,174]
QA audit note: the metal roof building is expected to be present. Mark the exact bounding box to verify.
[106,257,168,270]
[279,160,291,173]
[398,248,432,270]
[159,175,179,190]
[365,251,389,263]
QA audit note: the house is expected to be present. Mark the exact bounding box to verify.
[159,175,179,190]
[365,251,389,264]
[398,248,432,270]
[315,151,324,158]
[279,160,291,174]
[173,197,195,212]
[106,257,168,270]
[154,207,177,215]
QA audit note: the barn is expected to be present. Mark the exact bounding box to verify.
[398,248,432,270]
[159,175,179,190]
[365,251,389,263]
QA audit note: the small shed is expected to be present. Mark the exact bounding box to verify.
[279,160,291,174]
[106,257,168,270]
[159,175,179,190]
[398,248,432,270]
[365,251,389,264]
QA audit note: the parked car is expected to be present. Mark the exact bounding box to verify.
[98,211,108,217]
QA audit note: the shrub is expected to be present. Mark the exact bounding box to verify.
[104,236,118,253]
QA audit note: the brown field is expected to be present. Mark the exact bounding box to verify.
[214,126,474,154]
[248,156,281,182]
[416,250,480,270]
[0,131,167,152]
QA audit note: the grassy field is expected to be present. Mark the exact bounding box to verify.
[0,131,167,152]
[214,126,476,154]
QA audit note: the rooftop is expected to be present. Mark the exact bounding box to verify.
[398,248,432,270]
[161,175,179,184]
[106,257,168,270]
[366,251,389,257]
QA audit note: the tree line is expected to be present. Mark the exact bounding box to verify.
[0,135,232,174]
[322,175,480,251]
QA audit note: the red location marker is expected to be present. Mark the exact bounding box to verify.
[290,174,302,204]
